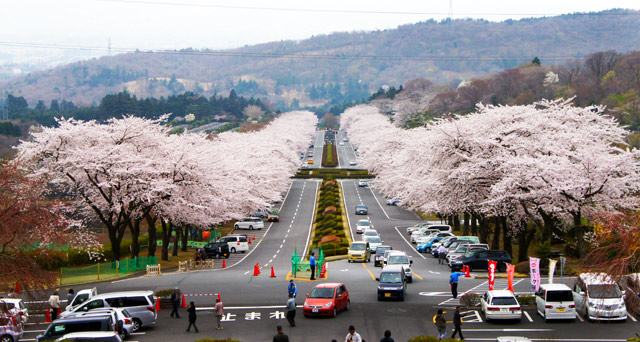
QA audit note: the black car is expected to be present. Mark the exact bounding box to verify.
[450,249,511,272]
[376,265,407,301]
[374,245,392,267]
[201,242,230,259]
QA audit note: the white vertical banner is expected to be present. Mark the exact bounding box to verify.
[529,257,541,292]
[549,259,557,284]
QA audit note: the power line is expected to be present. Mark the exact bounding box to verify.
[0,40,590,62]
[96,0,640,17]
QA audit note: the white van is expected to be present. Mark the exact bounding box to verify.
[66,288,98,311]
[572,272,627,321]
[218,234,249,253]
[234,217,264,230]
[535,283,576,321]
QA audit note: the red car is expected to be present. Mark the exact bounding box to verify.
[303,283,350,318]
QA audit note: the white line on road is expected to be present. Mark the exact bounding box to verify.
[394,226,426,259]
[629,314,638,322]
[244,271,250,275]
[576,313,584,322]
[523,310,533,322]
[463,329,554,332]
[368,186,391,220]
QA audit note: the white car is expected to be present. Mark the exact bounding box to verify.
[234,217,264,230]
[349,160,357,166]
[497,338,532,342]
[364,235,383,253]
[218,234,249,253]
[481,290,522,321]
[66,288,98,311]
[362,229,379,238]
[339,142,344,146]
[356,220,373,234]
[535,283,576,322]
[386,198,400,205]
[0,298,29,324]
[56,331,123,342]
[384,251,413,283]
[358,179,368,187]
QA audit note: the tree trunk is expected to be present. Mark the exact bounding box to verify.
[172,226,181,257]
[453,214,461,233]
[107,216,128,261]
[146,214,157,258]
[502,217,512,257]
[539,209,556,243]
[572,210,587,258]
[161,219,173,261]
[463,213,470,236]
[128,218,141,258]
[471,215,478,236]
[447,215,454,227]
[517,223,537,263]
[181,225,189,252]
[474,214,490,244]
[491,216,501,250]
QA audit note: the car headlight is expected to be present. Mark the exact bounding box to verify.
[324,302,333,308]
[619,303,626,309]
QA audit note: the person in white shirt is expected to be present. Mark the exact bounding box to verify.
[345,325,362,342]
[438,244,448,264]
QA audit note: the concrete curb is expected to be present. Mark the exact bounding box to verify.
[325,255,348,262]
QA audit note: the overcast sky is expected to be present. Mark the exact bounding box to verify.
[2,0,640,53]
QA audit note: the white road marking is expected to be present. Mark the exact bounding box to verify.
[244,271,250,275]
[629,314,638,322]
[428,270,440,274]
[474,310,483,323]
[269,259,273,263]
[280,244,284,248]
[367,186,391,220]
[463,328,554,332]
[464,340,629,342]
[523,310,533,322]
[576,313,584,322]
[394,226,426,259]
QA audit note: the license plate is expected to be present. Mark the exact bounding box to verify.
[312,309,318,313]
[501,308,508,312]
[385,293,391,297]
[557,308,565,312]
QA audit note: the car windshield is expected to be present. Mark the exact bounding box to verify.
[492,296,518,305]
[356,206,366,210]
[364,231,377,236]
[380,273,403,283]
[351,243,366,251]
[358,221,371,226]
[367,237,382,243]
[376,247,390,255]
[455,246,469,253]
[588,284,622,298]
[309,288,335,299]
[444,239,457,248]
[387,255,409,264]
[546,290,573,302]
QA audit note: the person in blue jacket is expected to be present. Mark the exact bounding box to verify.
[449,269,466,299]
[288,279,297,298]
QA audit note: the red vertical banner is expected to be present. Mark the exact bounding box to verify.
[14,280,20,294]
[506,264,515,292]
[488,260,497,290]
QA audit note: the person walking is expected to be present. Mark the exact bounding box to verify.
[435,309,447,341]
[214,298,224,330]
[288,279,297,298]
[273,325,290,342]
[380,330,394,342]
[286,294,296,327]
[48,291,61,321]
[449,269,465,299]
[451,306,466,340]
[186,302,199,333]
[437,244,447,264]
[66,289,75,304]
[170,287,181,318]
[345,325,362,342]
[7,288,17,299]
[309,252,316,280]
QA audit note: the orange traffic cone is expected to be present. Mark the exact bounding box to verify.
[45,308,52,323]
[253,262,260,276]
[181,293,187,308]
[253,234,256,240]
[222,259,226,269]
[248,237,252,244]
[464,265,470,278]
[270,266,276,278]
[155,297,162,311]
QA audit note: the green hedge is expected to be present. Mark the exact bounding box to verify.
[294,168,374,179]
[311,177,347,256]
[321,143,338,167]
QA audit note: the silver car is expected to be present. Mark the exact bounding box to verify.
[63,308,134,339]
[0,315,23,342]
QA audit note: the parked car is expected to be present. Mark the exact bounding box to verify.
[480,290,522,321]
[620,273,640,316]
[234,217,264,230]
[303,283,350,318]
[364,235,383,253]
[267,210,280,222]
[347,241,371,263]
[63,308,132,340]
[446,243,489,263]
[374,245,392,267]
[349,160,357,166]
[308,159,314,164]
[0,298,29,324]
[355,219,373,234]
[384,252,413,283]
[444,237,482,254]
[66,288,98,311]
[450,250,512,272]
[358,180,368,187]
[376,265,407,301]
[0,314,23,342]
[37,315,115,341]
[386,198,401,206]
[535,283,577,322]
[416,233,455,253]
[55,331,123,342]
[200,241,230,259]
[572,272,627,321]
[217,235,248,254]
[250,208,269,218]
[355,205,368,215]
[59,291,156,332]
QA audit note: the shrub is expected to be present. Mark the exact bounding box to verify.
[408,337,461,342]
[537,241,551,274]
[515,261,530,274]
[459,292,480,306]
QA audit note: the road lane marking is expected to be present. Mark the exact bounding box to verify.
[576,313,584,322]
[629,314,638,322]
[412,272,423,280]
[394,226,426,259]
[523,310,533,322]
[367,187,391,220]
[463,328,553,332]
[361,262,376,281]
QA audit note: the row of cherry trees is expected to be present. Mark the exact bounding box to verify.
[341,101,640,261]
[18,111,317,261]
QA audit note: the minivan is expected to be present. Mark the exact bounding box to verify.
[384,252,413,283]
[233,217,264,230]
[572,272,627,321]
[37,315,115,341]
[217,235,249,253]
[535,283,577,322]
[376,265,407,301]
[450,250,511,272]
[66,288,98,311]
[59,291,156,331]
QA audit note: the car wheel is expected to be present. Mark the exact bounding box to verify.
[348,259,351,263]
[132,318,142,332]
[346,300,350,311]
[120,331,127,340]
[231,247,236,253]
[332,307,337,318]
[249,225,254,230]
[234,225,239,230]
[0,335,13,342]
[426,248,431,253]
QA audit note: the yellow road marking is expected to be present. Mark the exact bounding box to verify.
[432,311,453,323]
[285,271,328,282]
[361,262,376,281]
[412,272,423,280]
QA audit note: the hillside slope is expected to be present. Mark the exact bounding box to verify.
[2,9,639,108]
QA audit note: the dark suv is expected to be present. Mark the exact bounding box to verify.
[450,249,511,272]
[201,242,230,259]
[374,245,392,267]
[376,265,407,301]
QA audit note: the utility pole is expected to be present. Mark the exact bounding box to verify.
[0,91,7,121]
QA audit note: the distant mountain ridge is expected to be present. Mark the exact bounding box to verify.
[1,9,639,109]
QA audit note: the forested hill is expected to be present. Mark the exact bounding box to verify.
[1,9,639,109]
